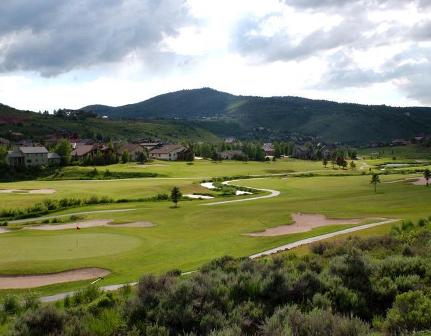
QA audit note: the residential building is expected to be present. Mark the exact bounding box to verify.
[219,150,246,160]
[48,152,61,166]
[6,146,49,167]
[262,143,275,157]
[71,144,96,160]
[117,143,145,161]
[149,144,193,161]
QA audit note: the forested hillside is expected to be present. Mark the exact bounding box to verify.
[82,88,431,144]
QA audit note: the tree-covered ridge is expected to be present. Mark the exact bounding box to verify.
[82,88,431,144]
[4,217,431,335]
[0,103,220,143]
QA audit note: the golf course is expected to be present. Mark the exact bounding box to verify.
[0,154,429,296]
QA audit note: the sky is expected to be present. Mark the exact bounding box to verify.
[0,0,430,111]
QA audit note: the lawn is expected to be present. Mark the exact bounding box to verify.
[1,167,430,296]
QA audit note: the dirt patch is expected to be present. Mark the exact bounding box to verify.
[0,268,110,289]
[28,219,155,230]
[411,177,430,186]
[0,188,56,194]
[247,213,361,236]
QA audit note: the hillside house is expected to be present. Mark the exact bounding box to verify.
[150,144,193,161]
[219,150,246,160]
[6,146,49,167]
[262,143,275,157]
[71,144,97,160]
[48,152,61,165]
[117,143,145,161]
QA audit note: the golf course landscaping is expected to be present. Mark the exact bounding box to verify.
[0,157,429,297]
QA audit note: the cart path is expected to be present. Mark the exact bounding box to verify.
[249,218,399,259]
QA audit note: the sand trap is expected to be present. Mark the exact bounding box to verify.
[0,268,110,289]
[184,194,214,199]
[107,221,154,228]
[28,219,154,230]
[247,213,361,236]
[0,228,9,234]
[200,182,216,189]
[236,190,252,195]
[0,188,56,194]
[411,177,430,186]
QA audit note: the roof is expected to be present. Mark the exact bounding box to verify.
[150,144,186,154]
[7,150,23,158]
[119,143,142,153]
[71,145,95,157]
[19,146,48,154]
[48,152,61,159]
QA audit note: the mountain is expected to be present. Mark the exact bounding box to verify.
[82,88,431,144]
[0,103,220,143]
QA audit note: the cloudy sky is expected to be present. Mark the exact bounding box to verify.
[0,0,430,111]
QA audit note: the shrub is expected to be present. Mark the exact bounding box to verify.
[12,306,65,336]
[384,291,431,335]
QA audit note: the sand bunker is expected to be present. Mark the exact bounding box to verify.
[0,268,110,289]
[411,177,430,186]
[200,182,216,189]
[0,188,56,194]
[0,228,9,234]
[184,194,214,199]
[28,219,154,230]
[247,213,361,236]
[236,190,252,195]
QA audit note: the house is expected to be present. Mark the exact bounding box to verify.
[117,143,145,161]
[140,142,162,151]
[0,137,10,146]
[219,150,246,160]
[48,152,61,166]
[391,139,409,146]
[71,144,97,160]
[262,143,275,157]
[6,146,49,167]
[149,144,193,161]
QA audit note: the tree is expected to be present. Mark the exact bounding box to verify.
[350,161,356,170]
[122,150,130,164]
[137,151,148,164]
[171,186,182,208]
[322,158,328,168]
[370,173,380,193]
[54,139,72,165]
[423,169,431,187]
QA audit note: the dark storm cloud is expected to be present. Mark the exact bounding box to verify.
[0,0,192,76]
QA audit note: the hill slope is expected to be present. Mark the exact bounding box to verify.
[82,88,431,143]
[0,104,220,143]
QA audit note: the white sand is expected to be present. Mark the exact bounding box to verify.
[200,182,216,189]
[184,194,214,199]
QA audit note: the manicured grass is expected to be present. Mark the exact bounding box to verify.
[1,169,430,296]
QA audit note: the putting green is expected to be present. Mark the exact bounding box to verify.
[0,232,142,263]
